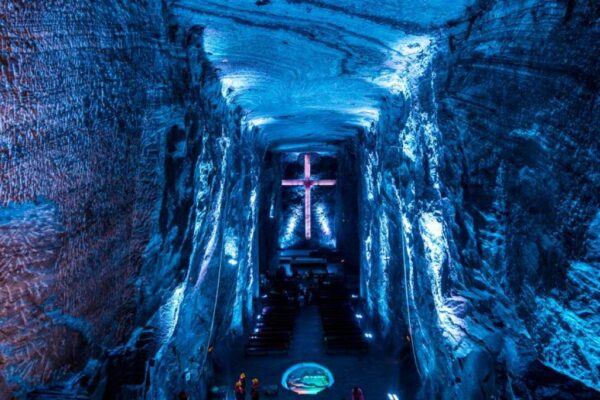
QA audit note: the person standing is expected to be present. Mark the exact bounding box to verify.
[239,372,247,392]
[234,381,245,400]
[251,378,260,400]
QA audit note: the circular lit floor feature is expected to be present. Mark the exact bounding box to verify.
[281,362,334,395]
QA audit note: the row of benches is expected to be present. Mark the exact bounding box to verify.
[245,281,299,356]
[318,279,368,354]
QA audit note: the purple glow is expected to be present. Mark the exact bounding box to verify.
[282,154,336,240]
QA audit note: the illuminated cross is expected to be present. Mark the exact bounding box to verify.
[282,153,336,240]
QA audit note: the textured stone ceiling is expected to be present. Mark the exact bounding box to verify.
[174,0,474,151]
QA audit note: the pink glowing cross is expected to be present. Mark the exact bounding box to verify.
[282,154,336,240]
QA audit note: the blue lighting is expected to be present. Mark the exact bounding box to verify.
[315,203,336,248]
[281,362,335,395]
[223,228,239,267]
[269,197,275,219]
[280,202,302,248]
[377,213,392,332]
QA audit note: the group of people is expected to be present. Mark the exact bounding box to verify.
[234,372,260,400]
[234,374,364,400]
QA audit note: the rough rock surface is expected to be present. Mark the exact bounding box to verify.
[171,0,473,151]
[358,0,599,397]
[1,0,598,399]
[0,1,259,397]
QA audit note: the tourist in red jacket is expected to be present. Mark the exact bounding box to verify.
[234,381,245,400]
[251,378,260,400]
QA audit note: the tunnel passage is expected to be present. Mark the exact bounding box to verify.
[1,0,599,399]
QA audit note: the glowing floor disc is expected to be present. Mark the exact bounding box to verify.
[281,362,335,395]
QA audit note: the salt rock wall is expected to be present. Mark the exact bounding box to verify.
[359,0,599,398]
[258,151,282,276]
[0,1,259,397]
[140,47,261,398]
[335,141,360,273]
[436,0,600,394]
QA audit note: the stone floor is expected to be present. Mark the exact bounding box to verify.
[215,305,419,399]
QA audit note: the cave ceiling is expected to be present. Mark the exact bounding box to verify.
[175,0,474,151]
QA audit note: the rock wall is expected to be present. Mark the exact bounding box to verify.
[435,0,599,395]
[0,1,259,397]
[358,0,599,398]
[335,141,360,273]
[140,39,261,396]
[258,151,282,276]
